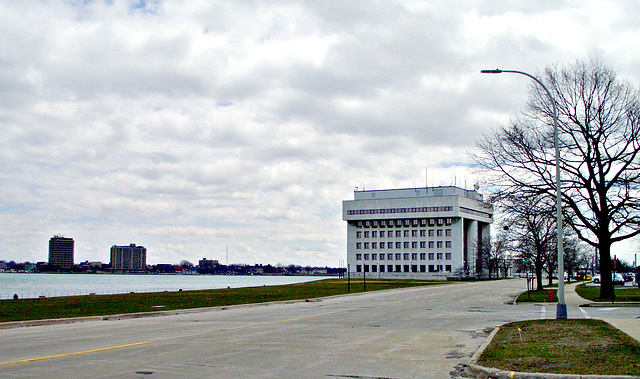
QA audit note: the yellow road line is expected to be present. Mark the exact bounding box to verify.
[0,340,154,367]
[281,315,319,323]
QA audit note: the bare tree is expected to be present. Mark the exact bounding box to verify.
[474,59,640,299]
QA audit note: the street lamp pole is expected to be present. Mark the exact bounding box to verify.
[481,69,567,319]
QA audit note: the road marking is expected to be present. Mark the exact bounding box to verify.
[0,341,154,367]
[281,315,319,323]
[579,307,591,319]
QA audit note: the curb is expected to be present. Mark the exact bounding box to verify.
[465,324,640,379]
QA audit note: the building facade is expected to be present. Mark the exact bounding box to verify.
[110,244,147,271]
[48,235,75,269]
[342,186,493,279]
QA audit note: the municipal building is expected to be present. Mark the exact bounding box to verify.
[342,186,493,279]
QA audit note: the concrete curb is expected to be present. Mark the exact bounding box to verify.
[465,324,640,379]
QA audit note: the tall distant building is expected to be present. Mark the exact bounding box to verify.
[48,235,74,269]
[343,186,493,279]
[110,244,147,271]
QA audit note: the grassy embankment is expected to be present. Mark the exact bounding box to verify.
[477,319,640,376]
[516,281,640,303]
[0,278,442,322]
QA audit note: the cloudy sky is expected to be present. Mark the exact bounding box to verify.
[1,0,639,267]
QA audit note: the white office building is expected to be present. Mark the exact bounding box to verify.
[342,186,493,279]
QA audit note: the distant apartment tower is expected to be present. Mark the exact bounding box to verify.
[110,244,147,270]
[343,186,493,279]
[49,235,75,269]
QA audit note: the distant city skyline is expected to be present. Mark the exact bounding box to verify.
[1,1,639,266]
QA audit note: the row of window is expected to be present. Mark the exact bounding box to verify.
[356,264,452,273]
[356,229,451,238]
[356,241,452,249]
[347,207,453,216]
[356,252,452,261]
[354,218,453,228]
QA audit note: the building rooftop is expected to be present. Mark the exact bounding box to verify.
[353,186,484,201]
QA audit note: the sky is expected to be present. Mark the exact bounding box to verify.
[1,0,639,267]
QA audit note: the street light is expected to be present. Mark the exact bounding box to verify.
[481,68,567,319]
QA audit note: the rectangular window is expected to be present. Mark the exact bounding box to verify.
[428,230,435,237]
[356,254,362,260]
[404,230,409,237]
[380,220,386,227]
[437,229,443,237]
[404,219,410,226]
[445,241,452,248]
[388,231,393,237]
[396,230,402,238]
[445,265,452,272]
[445,229,452,236]
[356,265,362,272]
[404,265,410,272]
[379,265,385,272]
[420,241,426,248]
[437,218,444,225]
[372,242,378,249]
[388,265,393,272]
[372,231,378,238]
[420,265,426,273]
[356,231,362,238]
[437,253,443,260]
[445,253,452,260]
[412,230,418,237]
[446,218,452,225]
[420,253,426,260]
[420,230,426,237]
[395,242,401,249]
[372,254,377,260]
[371,265,377,273]
[364,254,369,260]
[379,254,385,260]
[364,231,370,238]
[428,265,435,272]
[364,265,369,272]
[437,241,443,248]
[412,265,418,273]
[395,253,401,260]
[356,242,362,249]
[411,241,417,249]
[387,253,393,260]
[403,253,409,260]
[429,253,435,260]
[428,219,435,226]
[412,219,419,226]
[364,242,370,249]
[428,241,435,248]
[403,242,409,249]
[411,253,417,260]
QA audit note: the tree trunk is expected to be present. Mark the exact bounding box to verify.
[535,264,544,291]
[599,238,614,299]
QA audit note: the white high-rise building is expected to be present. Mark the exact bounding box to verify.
[342,186,493,279]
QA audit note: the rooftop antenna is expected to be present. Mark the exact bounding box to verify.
[425,167,428,188]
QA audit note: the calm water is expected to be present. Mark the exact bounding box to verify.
[0,273,326,300]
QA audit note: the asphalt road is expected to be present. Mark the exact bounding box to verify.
[0,279,637,378]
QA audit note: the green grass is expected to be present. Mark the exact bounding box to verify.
[0,278,442,322]
[516,289,557,303]
[477,319,640,376]
[576,283,640,302]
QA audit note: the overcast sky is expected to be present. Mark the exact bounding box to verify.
[1,1,639,267]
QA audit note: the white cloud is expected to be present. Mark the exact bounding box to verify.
[0,0,638,266]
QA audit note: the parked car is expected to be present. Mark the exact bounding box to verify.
[592,273,625,285]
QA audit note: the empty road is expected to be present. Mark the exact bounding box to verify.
[0,279,637,378]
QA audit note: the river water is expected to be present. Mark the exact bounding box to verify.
[0,273,326,300]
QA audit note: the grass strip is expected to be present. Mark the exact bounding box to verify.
[477,319,640,376]
[576,283,640,302]
[0,278,441,322]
